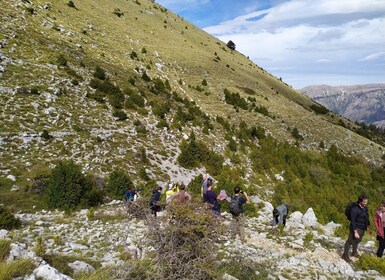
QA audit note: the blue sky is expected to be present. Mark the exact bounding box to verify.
[156,0,385,89]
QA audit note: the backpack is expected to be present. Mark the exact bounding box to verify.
[345,202,358,221]
[229,195,241,216]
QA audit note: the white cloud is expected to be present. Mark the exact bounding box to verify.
[316,59,331,63]
[204,0,385,87]
[359,52,385,61]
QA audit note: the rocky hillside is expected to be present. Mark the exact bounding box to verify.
[1,0,384,188]
[300,84,385,128]
[1,1,385,278]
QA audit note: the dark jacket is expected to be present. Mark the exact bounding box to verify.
[350,204,370,231]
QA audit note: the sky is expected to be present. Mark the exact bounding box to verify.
[156,0,385,89]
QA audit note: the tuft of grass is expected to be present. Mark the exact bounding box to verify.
[0,259,36,280]
[0,240,11,261]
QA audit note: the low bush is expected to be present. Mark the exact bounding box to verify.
[177,132,223,176]
[93,66,106,80]
[113,109,128,120]
[44,161,102,210]
[130,201,221,279]
[57,54,67,66]
[0,206,21,230]
[106,169,134,199]
[356,254,385,275]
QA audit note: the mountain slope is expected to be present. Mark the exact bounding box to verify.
[0,0,384,196]
[299,84,385,128]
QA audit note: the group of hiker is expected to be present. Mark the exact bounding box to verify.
[124,177,385,260]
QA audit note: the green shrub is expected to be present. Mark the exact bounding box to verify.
[135,202,221,279]
[106,169,134,199]
[30,87,39,95]
[57,54,67,66]
[113,8,124,17]
[177,132,223,176]
[202,79,208,86]
[25,6,34,15]
[224,88,248,110]
[124,89,145,108]
[113,109,128,120]
[156,118,169,129]
[130,51,138,60]
[67,1,76,8]
[93,66,106,80]
[138,167,150,181]
[41,130,52,141]
[153,102,170,119]
[356,254,385,275]
[45,161,101,210]
[128,77,136,85]
[291,127,304,140]
[141,71,151,82]
[0,206,21,230]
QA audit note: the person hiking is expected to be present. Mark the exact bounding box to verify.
[271,204,288,229]
[124,187,135,204]
[374,200,385,257]
[171,184,192,204]
[342,194,372,262]
[165,184,175,202]
[229,186,250,241]
[204,181,221,216]
[149,186,162,217]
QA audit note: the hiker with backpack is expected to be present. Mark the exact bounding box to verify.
[374,200,385,258]
[271,204,288,229]
[342,194,372,262]
[149,186,163,217]
[229,186,250,241]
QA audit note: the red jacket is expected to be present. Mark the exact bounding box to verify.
[374,209,385,239]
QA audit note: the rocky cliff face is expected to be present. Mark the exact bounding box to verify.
[300,84,385,128]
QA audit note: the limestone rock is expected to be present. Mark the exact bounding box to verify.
[68,261,95,274]
[33,264,73,280]
[6,174,16,181]
[302,208,317,227]
[0,229,8,238]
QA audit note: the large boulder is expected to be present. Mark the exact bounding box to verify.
[302,208,317,227]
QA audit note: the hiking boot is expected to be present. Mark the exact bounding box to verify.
[342,254,351,263]
[351,252,361,258]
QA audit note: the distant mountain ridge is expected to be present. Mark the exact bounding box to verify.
[299,84,385,128]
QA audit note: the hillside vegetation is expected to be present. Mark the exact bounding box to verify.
[0,0,385,222]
